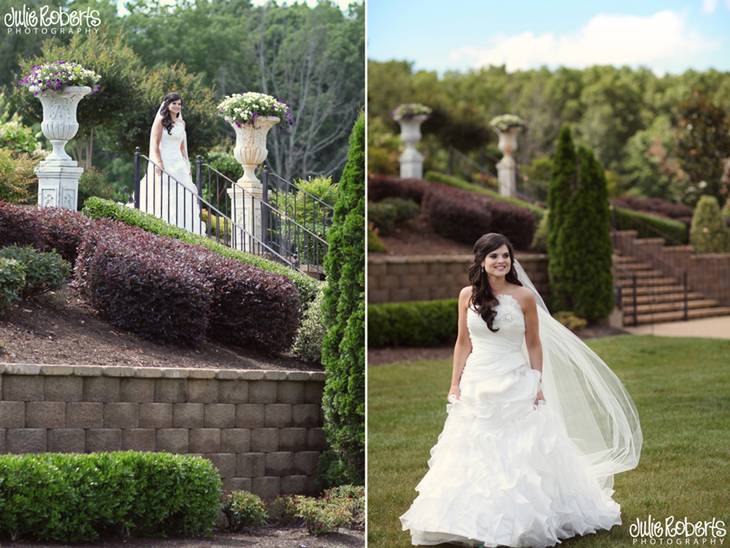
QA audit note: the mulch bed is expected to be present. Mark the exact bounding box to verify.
[373,217,474,256]
[0,285,320,371]
[8,526,364,547]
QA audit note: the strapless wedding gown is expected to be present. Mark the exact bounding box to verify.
[400,293,622,547]
[139,121,204,235]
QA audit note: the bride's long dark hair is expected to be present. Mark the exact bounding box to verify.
[160,92,183,135]
[468,233,522,332]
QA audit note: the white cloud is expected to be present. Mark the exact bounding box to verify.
[702,0,718,13]
[449,11,716,73]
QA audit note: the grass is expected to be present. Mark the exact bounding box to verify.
[367,335,730,547]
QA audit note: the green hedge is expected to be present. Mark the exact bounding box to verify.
[368,299,458,348]
[82,197,319,306]
[612,206,688,244]
[0,452,221,543]
[425,170,545,220]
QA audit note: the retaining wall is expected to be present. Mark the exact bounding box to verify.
[0,363,325,499]
[368,253,550,304]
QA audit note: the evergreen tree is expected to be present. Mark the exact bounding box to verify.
[548,127,614,321]
[320,112,365,485]
[690,195,730,253]
[547,126,577,312]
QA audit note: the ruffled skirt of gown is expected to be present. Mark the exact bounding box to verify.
[399,359,622,547]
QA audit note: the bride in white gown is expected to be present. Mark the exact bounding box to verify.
[400,232,642,547]
[138,93,204,235]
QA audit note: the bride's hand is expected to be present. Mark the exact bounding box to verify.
[447,385,460,402]
[534,389,545,405]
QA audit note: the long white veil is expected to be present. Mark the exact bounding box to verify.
[138,100,188,215]
[514,259,643,490]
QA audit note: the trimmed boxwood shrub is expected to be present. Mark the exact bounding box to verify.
[291,284,327,363]
[81,197,319,308]
[0,245,70,298]
[0,257,25,316]
[367,175,429,204]
[422,185,536,250]
[76,221,212,347]
[690,195,730,252]
[0,451,221,543]
[612,205,688,244]
[0,202,93,265]
[612,196,693,225]
[368,197,420,235]
[368,299,458,348]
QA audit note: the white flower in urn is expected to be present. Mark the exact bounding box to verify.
[392,103,431,122]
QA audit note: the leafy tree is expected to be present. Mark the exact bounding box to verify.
[320,112,364,486]
[117,61,219,158]
[675,90,730,206]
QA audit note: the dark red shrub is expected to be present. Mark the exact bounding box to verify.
[422,187,493,244]
[201,254,301,353]
[79,221,212,347]
[368,175,429,203]
[0,202,92,265]
[422,186,536,249]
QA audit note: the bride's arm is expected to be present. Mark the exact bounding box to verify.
[522,291,544,402]
[151,116,164,171]
[448,286,473,400]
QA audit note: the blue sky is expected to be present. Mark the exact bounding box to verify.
[367,0,730,74]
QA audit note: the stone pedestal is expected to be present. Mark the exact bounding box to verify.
[497,155,517,197]
[34,85,91,210]
[36,162,84,210]
[495,126,523,198]
[227,184,262,253]
[397,115,428,179]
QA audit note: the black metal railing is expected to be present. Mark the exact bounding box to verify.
[133,147,296,269]
[611,208,690,326]
[196,157,333,273]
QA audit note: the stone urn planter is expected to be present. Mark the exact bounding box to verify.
[224,116,280,253]
[34,86,92,209]
[226,115,281,190]
[396,114,428,179]
[37,85,92,164]
[490,115,526,198]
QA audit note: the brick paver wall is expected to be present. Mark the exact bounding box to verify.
[368,253,550,304]
[0,363,325,499]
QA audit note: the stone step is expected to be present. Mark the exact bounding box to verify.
[615,277,678,287]
[633,238,666,246]
[623,299,719,315]
[614,269,664,279]
[620,284,687,296]
[613,260,655,271]
[620,291,705,305]
[626,306,730,326]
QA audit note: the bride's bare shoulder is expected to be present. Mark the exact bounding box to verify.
[458,285,473,303]
[512,286,536,307]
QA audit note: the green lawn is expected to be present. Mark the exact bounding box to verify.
[368,335,730,547]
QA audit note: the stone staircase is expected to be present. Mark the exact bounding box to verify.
[612,233,730,326]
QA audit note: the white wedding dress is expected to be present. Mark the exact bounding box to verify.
[138,120,204,235]
[400,293,623,547]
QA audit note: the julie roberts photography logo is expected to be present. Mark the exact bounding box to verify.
[3,5,101,35]
[630,515,727,545]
